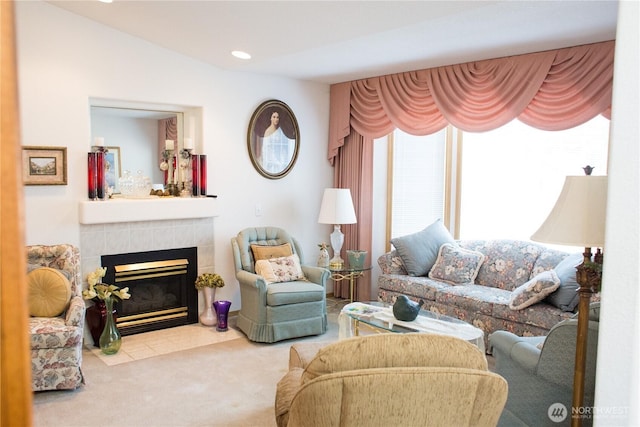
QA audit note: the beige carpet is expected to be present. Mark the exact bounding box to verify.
[32,298,493,427]
[32,298,348,427]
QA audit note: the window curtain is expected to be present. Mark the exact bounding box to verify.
[158,117,178,158]
[327,40,614,299]
[331,129,373,300]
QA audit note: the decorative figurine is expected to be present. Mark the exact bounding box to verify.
[317,243,330,268]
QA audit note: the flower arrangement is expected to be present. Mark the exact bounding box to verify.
[195,273,225,290]
[82,267,131,302]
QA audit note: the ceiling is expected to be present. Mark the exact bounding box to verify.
[46,0,618,84]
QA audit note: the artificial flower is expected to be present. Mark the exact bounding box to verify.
[82,267,131,302]
[195,273,225,290]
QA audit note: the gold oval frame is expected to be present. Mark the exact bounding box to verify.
[247,100,300,179]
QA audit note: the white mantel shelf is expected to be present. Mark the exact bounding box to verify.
[79,197,219,224]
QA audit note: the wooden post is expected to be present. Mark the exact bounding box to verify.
[1,1,34,424]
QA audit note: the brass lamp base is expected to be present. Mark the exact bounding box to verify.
[571,248,603,427]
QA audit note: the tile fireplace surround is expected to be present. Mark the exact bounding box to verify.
[78,198,219,322]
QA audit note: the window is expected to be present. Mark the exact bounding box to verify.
[459,117,610,241]
[385,116,609,246]
[388,129,446,239]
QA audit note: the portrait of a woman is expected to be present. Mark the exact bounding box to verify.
[248,100,299,178]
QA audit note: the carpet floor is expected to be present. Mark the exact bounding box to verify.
[32,298,494,427]
[32,298,349,427]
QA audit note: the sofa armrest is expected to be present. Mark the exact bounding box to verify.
[301,265,329,288]
[377,250,407,275]
[489,331,543,373]
[65,295,86,327]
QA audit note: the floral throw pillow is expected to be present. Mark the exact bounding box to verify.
[428,243,485,285]
[255,254,305,284]
[509,270,561,310]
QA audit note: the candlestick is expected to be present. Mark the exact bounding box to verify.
[199,154,207,196]
[192,154,200,197]
[165,139,174,150]
[184,138,193,150]
[94,137,104,147]
[88,152,97,200]
[96,151,106,200]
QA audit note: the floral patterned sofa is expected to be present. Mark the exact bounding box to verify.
[27,244,85,391]
[377,239,585,352]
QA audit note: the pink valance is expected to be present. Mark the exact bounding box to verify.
[328,40,614,162]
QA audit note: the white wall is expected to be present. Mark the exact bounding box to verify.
[15,1,335,309]
[595,0,640,425]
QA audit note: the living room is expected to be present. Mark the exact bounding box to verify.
[4,0,639,425]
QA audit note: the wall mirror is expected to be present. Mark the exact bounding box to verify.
[247,100,300,179]
[89,99,200,193]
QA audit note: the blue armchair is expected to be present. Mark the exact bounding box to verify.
[231,227,329,343]
[489,303,599,426]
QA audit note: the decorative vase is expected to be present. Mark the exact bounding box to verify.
[347,250,367,269]
[86,299,117,347]
[199,287,217,326]
[213,300,232,332]
[99,298,122,355]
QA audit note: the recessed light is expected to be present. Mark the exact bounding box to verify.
[98,0,113,3]
[231,51,251,60]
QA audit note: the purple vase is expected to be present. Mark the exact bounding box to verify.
[213,300,231,332]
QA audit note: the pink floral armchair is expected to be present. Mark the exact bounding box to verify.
[27,244,85,391]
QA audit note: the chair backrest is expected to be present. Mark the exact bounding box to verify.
[26,244,81,296]
[537,316,599,397]
[288,367,508,427]
[232,226,304,274]
[302,334,488,383]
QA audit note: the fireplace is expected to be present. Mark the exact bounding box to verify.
[101,247,198,336]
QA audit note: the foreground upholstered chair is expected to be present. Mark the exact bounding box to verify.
[275,334,508,427]
[231,227,329,343]
[489,303,599,427]
[27,244,85,391]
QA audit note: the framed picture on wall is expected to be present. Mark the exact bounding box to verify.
[22,146,67,185]
[105,146,122,193]
[247,99,300,179]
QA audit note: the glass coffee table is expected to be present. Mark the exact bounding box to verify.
[339,301,485,352]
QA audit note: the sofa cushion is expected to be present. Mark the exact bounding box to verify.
[377,274,451,303]
[435,284,511,316]
[545,252,582,311]
[255,254,305,284]
[428,243,485,285]
[390,219,456,277]
[509,270,561,310]
[459,240,542,290]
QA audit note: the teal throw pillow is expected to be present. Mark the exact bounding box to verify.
[545,252,583,311]
[390,219,456,277]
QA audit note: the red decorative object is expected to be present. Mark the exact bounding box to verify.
[199,154,207,196]
[96,151,105,200]
[88,152,97,200]
[85,300,117,347]
[192,154,200,196]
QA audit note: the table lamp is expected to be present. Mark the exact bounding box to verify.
[531,166,607,427]
[318,188,357,269]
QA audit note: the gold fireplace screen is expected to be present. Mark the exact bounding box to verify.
[114,259,189,330]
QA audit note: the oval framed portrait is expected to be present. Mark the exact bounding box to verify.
[247,99,300,179]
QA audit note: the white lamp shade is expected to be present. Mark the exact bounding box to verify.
[531,175,607,247]
[318,188,357,225]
